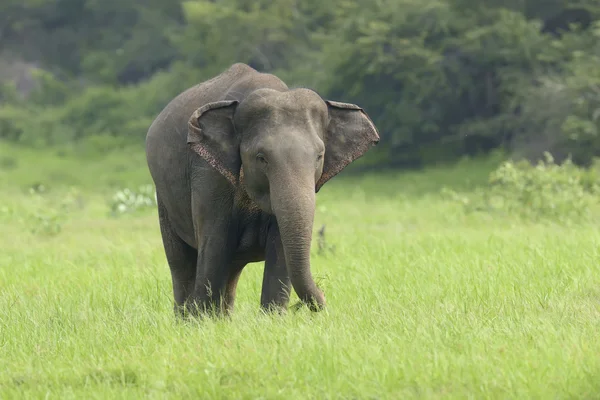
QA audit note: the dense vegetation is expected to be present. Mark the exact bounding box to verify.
[1,0,599,167]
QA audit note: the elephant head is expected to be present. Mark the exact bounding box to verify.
[187,88,379,310]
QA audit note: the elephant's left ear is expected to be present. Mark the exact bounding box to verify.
[187,100,240,187]
[316,100,380,192]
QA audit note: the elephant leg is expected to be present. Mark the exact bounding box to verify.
[190,220,237,316]
[157,198,197,316]
[260,223,291,312]
[223,262,246,314]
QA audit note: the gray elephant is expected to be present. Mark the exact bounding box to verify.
[145,63,379,316]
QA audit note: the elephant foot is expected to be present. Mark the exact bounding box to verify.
[289,292,326,312]
[304,291,326,312]
[172,297,228,320]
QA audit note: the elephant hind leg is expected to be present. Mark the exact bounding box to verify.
[223,262,246,314]
[157,198,197,316]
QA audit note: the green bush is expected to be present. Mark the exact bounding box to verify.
[0,66,190,146]
[443,153,600,221]
[109,185,157,216]
[26,186,84,237]
[487,153,598,219]
[0,105,31,141]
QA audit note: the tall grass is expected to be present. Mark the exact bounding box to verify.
[1,143,599,399]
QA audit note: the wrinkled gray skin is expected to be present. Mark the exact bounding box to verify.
[146,63,379,316]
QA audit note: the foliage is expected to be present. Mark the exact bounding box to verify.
[509,22,600,165]
[24,185,84,236]
[0,72,182,145]
[0,0,183,84]
[109,185,157,216]
[442,153,600,222]
[486,154,599,219]
[1,0,600,166]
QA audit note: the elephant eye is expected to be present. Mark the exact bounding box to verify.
[317,154,324,162]
[256,153,268,164]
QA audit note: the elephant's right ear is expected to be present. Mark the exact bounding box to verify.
[187,100,240,186]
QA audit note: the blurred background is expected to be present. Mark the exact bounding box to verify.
[0,0,599,169]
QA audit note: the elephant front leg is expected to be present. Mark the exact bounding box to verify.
[223,261,246,314]
[260,223,291,313]
[189,224,237,316]
[157,198,197,316]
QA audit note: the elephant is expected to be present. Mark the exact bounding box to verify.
[145,63,379,316]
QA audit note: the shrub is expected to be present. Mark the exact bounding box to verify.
[27,186,84,236]
[487,153,598,219]
[109,185,157,216]
[0,105,32,141]
[443,153,600,221]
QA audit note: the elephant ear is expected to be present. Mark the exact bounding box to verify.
[316,100,380,192]
[187,100,240,186]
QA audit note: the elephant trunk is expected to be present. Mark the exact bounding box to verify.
[270,176,325,311]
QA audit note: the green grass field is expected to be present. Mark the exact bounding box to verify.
[1,144,599,399]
